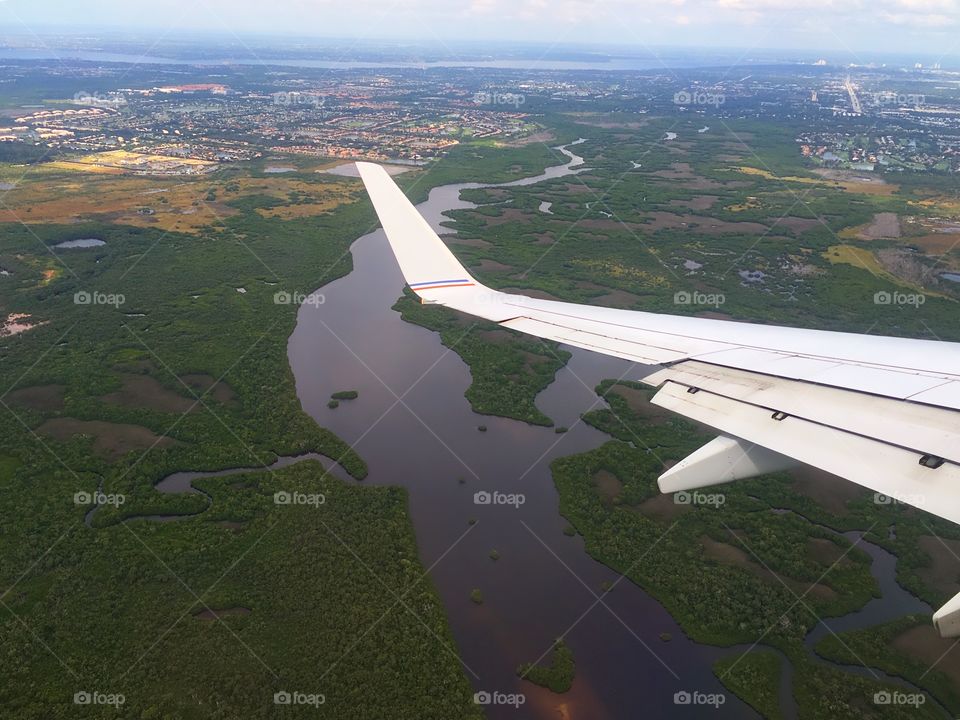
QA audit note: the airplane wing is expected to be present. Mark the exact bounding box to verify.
[356,161,960,636]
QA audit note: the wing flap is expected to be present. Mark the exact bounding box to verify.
[651,381,960,525]
[646,361,960,465]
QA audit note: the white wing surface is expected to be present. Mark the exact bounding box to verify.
[356,161,960,636]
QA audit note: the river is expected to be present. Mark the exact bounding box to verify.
[286,141,763,718]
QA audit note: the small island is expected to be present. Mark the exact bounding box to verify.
[331,390,359,400]
[517,638,575,693]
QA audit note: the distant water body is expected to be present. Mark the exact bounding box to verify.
[0,47,829,71]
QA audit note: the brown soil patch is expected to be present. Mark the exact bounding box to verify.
[652,162,696,179]
[892,625,960,687]
[862,212,900,240]
[806,538,853,568]
[480,208,530,227]
[593,289,642,309]
[101,374,195,414]
[37,418,177,460]
[0,175,354,234]
[567,114,648,129]
[592,469,623,502]
[702,535,752,565]
[443,235,492,248]
[695,311,735,320]
[180,374,237,405]
[500,287,562,301]
[5,384,65,411]
[917,536,960,597]
[606,385,671,423]
[634,492,691,521]
[642,211,768,235]
[676,179,751,191]
[557,183,594,194]
[474,259,514,273]
[532,233,555,246]
[774,217,822,234]
[500,130,556,146]
[702,534,837,601]
[809,169,897,196]
[905,234,960,254]
[789,466,867,516]
[669,196,719,211]
[479,329,514,345]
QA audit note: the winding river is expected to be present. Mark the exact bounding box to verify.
[145,142,939,718]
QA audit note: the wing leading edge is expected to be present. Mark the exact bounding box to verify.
[356,161,960,637]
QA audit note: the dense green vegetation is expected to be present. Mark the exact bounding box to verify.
[399,140,569,204]
[1,461,482,719]
[714,651,784,720]
[394,290,569,426]
[517,639,575,693]
[0,122,575,717]
[815,615,960,714]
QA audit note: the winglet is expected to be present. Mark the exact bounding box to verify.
[356,162,480,298]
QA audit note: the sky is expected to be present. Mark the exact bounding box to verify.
[0,0,958,58]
